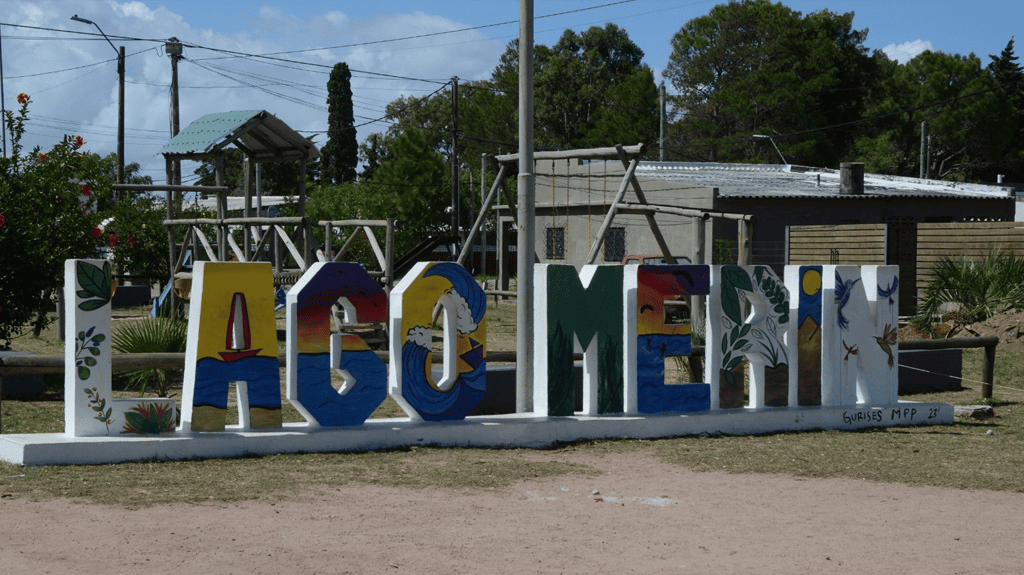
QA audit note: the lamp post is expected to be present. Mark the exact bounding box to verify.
[71,14,124,184]
[753,134,786,165]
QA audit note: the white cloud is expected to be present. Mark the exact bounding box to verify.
[2,1,502,182]
[882,40,934,64]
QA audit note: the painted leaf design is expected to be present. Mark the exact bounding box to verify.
[78,299,108,312]
[76,261,112,311]
[720,266,754,326]
[77,261,110,299]
[78,366,91,380]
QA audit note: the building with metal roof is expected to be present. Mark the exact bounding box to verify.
[492,158,1015,311]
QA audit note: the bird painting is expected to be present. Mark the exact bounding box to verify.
[842,340,858,362]
[835,272,860,330]
[874,323,898,368]
[878,277,899,308]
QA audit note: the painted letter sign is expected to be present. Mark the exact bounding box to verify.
[21,257,944,467]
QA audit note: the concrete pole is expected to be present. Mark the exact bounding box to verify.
[659,82,666,162]
[451,76,461,253]
[920,121,927,180]
[516,0,536,414]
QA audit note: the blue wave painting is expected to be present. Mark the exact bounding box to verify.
[401,342,486,421]
[637,334,710,414]
[193,356,282,410]
[296,350,386,426]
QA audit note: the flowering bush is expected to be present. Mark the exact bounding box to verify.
[0,95,112,346]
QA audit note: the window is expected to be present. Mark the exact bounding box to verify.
[545,227,565,260]
[603,227,626,262]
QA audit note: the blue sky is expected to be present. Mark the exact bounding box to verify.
[1,0,1020,181]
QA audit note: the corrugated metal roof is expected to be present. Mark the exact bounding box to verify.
[635,162,1015,200]
[160,110,320,162]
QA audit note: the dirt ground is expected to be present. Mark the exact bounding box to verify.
[2,449,1022,575]
[961,308,1024,353]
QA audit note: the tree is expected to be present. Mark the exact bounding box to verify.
[309,130,449,266]
[192,146,320,196]
[358,132,389,181]
[664,0,876,167]
[483,25,657,151]
[988,37,1024,180]
[854,50,1010,181]
[105,194,171,281]
[320,62,358,184]
[535,24,657,149]
[89,152,152,185]
[306,181,400,266]
[370,128,449,237]
[989,37,1024,111]
[0,95,111,345]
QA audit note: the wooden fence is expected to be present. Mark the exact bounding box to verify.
[788,221,1024,313]
[787,224,886,266]
[917,221,1024,287]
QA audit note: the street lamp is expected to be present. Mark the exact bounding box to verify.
[753,134,786,165]
[71,14,124,184]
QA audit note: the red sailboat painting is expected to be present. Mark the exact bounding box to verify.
[219,292,263,362]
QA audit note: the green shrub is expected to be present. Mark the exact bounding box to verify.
[914,250,1024,335]
[112,317,188,397]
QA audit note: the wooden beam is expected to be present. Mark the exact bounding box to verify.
[584,157,640,264]
[496,143,646,163]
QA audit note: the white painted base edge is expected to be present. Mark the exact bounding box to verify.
[1,401,952,466]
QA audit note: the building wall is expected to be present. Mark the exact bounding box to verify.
[531,160,717,270]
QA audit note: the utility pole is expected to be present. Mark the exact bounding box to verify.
[1,26,7,158]
[516,0,536,413]
[71,15,125,184]
[166,38,183,186]
[920,121,927,179]
[117,45,124,185]
[659,82,666,162]
[450,76,460,251]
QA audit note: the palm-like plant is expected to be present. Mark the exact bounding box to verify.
[112,317,188,397]
[915,250,1024,337]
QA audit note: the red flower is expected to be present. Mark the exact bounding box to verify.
[81,185,92,196]
[16,93,28,105]
[38,153,47,163]
[0,214,5,227]
[74,135,85,148]
[108,233,117,246]
[91,227,102,239]
[127,235,135,247]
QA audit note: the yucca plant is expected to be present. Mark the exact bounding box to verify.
[112,317,188,397]
[914,250,1024,337]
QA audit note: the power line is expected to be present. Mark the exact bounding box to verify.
[218,0,639,58]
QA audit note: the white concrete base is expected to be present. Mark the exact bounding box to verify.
[1,401,952,466]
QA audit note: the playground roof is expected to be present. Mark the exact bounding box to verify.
[160,110,320,163]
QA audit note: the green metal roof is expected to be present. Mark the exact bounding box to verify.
[160,110,320,162]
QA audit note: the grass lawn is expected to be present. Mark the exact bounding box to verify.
[3,303,1023,504]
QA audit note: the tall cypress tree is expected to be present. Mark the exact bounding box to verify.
[321,62,358,184]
